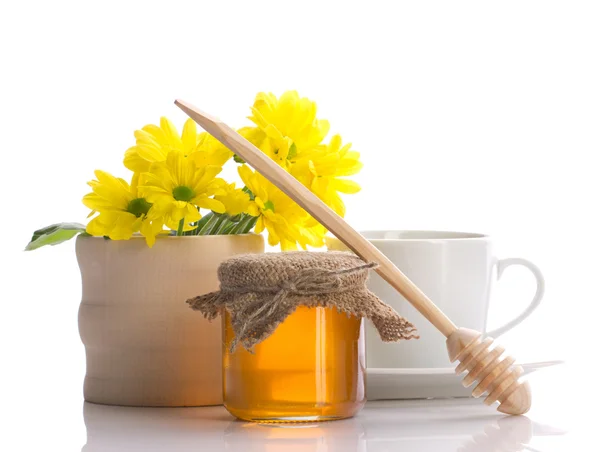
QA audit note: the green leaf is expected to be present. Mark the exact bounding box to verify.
[25,222,86,251]
[233,154,245,164]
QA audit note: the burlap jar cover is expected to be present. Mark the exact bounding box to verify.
[187,251,418,351]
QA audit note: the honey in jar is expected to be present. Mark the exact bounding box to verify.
[223,306,365,422]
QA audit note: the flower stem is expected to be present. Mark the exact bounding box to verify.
[229,214,257,235]
[215,216,234,234]
[198,213,220,235]
[228,218,244,235]
[193,212,214,235]
[240,215,258,233]
[220,222,237,234]
[208,214,227,235]
[176,218,185,236]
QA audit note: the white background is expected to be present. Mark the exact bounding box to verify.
[1,1,598,449]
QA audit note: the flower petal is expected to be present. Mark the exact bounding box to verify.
[332,178,361,194]
[194,196,226,214]
[181,118,197,154]
[160,117,183,150]
[124,147,151,173]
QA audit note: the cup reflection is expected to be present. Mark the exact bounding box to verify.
[360,400,566,452]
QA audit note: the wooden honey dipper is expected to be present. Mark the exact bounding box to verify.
[175,99,532,415]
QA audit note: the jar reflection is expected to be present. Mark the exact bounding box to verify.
[223,419,367,452]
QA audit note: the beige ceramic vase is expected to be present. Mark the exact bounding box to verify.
[77,233,264,407]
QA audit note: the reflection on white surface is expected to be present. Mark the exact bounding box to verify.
[360,400,566,452]
[82,399,566,452]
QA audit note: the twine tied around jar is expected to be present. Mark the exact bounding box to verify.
[187,252,418,351]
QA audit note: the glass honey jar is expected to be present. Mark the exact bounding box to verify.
[187,251,417,423]
[223,306,365,422]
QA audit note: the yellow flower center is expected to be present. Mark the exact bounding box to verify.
[127,198,152,218]
[173,186,195,202]
[287,143,297,159]
[264,200,275,212]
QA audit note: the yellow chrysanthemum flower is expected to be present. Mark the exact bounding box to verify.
[238,165,322,250]
[239,90,362,221]
[83,170,164,247]
[124,117,231,173]
[139,150,226,231]
[292,134,362,216]
[243,91,330,166]
[214,183,252,216]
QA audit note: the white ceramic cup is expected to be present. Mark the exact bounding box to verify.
[326,231,545,369]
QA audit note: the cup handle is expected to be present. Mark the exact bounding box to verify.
[484,258,545,338]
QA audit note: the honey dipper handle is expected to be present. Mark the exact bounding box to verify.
[175,99,458,338]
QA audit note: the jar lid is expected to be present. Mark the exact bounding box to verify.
[187,251,418,351]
